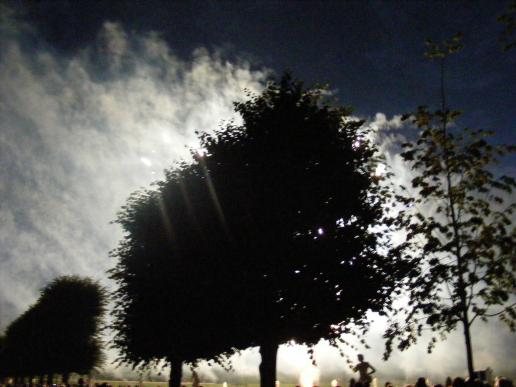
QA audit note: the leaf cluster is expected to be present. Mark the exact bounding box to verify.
[424,33,464,59]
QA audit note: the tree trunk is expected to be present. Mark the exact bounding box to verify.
[63,373,70,386]
[259,341,279,387]
[168,358,183,387]
[462,315,475,379]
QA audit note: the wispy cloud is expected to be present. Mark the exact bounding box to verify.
[0,9,266,329]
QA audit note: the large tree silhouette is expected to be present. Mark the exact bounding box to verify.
[1,276,107,382]
[111,74,405,387]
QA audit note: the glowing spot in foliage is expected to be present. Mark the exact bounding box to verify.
[331,380,339,387]
[317,227,324,235]
[196,148,207,157]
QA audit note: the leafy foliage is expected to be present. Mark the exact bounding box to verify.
[195,74,404,350]
[384,36,516,378]
[1,276,107,380]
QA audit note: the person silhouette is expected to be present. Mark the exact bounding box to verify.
[192,370,200,387]
[353,354,376,387]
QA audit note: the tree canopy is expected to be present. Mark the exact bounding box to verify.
[111,74,406,387]
[1,276,107,382]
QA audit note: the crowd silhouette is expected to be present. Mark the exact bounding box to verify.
[344,375,514,387]
[0,376,514,387]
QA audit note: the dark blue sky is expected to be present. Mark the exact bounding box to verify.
[11,0,516,144]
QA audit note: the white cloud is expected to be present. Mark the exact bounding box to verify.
[0,12,266,331]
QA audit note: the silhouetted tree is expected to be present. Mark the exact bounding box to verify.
[38,276,107,382]
[111,74,405,387]
[2,299,49,379]
[384,35,516,379]
[1,276,107,382]
[110,172,243,387]
[193,74,404,387]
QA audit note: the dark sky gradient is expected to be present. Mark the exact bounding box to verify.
[12,0,516,145]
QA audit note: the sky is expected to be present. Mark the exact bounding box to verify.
[0,0,515,383]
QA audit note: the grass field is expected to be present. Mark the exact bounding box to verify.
[93,383,300,387]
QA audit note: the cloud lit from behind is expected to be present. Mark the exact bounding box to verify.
[0,10,266,328]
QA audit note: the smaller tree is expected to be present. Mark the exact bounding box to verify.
[384,35,516,379]
[1,276,107,382]
[38,276,107,382]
